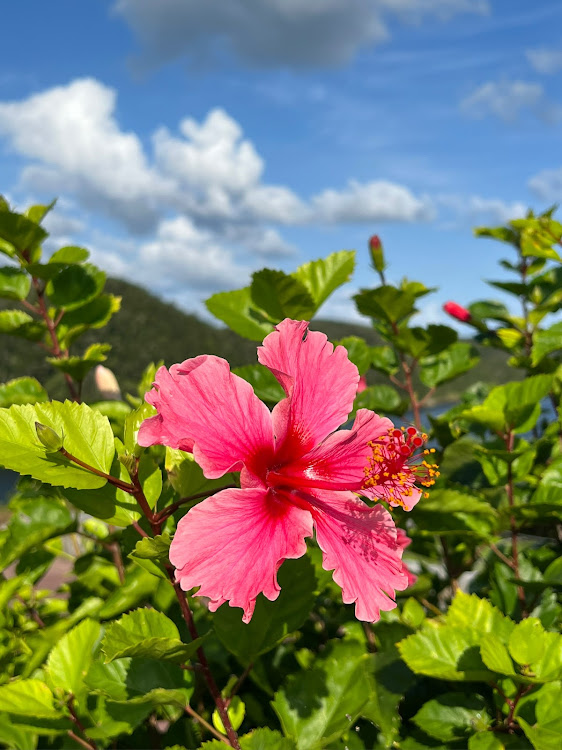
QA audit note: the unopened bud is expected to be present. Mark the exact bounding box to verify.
[35,422,64,452]
[443,301,471,323]
[357,375,367,393]
[83,518,110,540]
[369,235,386,273]
[118,452,136,476]
[95,365,122,401]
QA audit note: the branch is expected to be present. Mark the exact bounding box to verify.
[185,704,229,745]
[59,449,136,493]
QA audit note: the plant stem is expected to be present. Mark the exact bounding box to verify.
[59,449,135,493]
[67,695,97,750]
[504,431,527,617]
[154,485,236,523]
[30,275,80,402]
[185,704,229,745]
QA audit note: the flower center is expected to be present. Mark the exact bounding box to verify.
[362,427,439,508]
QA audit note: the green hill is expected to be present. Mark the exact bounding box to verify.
[0,277,516,403]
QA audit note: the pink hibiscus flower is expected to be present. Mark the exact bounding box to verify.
[138,319,431,623]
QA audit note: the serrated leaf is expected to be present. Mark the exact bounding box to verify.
[398,625,493,681]
[532,322,562,366]
[48,343,111,380]
[0,211,48,256]
[468,732,506,750]
[101,608,203,664]
[0,679,61,718]
[273,639,370,749]
[201,728,297,749]
[445,591,514,641]
[0,267,31,300]
[0,377,48,407]
[206,287,274,340]
[413,693,491,743]
[508,619,546,666]
[480,634,517,676]
[46,262,105,309]
[354,285,416,324]
[293,250,355,308]
[420,342,479,387]
[47,619,101,699]
[233,364,285,403]
[251,268,316,320]
[0,400,115,489]
[129,534,171,562]
[362,651,415,747]
[214,556,316,663]
[0,309,34,333]
[49,245,89,264]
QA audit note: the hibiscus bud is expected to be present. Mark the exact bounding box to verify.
[369,235,386,273]
[357,375,368,393]
[118,452,136,475]
[443,301,471,323]
[35,422,64,452]
[95,365,122,400]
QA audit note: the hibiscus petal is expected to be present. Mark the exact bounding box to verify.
[258,319,359,457]
[307,490,409,621]
[268,409,393,492]
[396,527,417,587]
[139,356,274,481]
[170,488,313,623]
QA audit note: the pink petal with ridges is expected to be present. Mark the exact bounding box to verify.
[170,487,313,623]
[139,356,274,481]
[258,319,359,459]
[307,490,409,621]
[268,409,393,492]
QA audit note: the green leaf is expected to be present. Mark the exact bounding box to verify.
[47,343,111,381]
[251,269,316,320]
[468,300,511,322]
[233,364,285,403]
[49,245,89,264]
[370,346,399,375]
[165,448,237,501]
[273,639,370,749]
[0,211,48,257]
[445,591,514,641]
[46,262,105,309]
[532,322,562,366]
[398,624,493,682]
[213,695,245,734]
[101,608,203,664]
[413,693,491,743]
[518,683,562,750]
[0,309,34,333]
[508,619,547,666]
[201,728,297,749]
[362,651,415,747]
[335,336,372,374]
[354,384,407,416]
[0,377,48,407]
[0,267,31,300]
[420,342,480,387]
[468,732,506,750]
[0,496,73,571]
[129,534,171,563]
[206,287,274,340]
[0,400,115,489]
[214,556,316,663]
[46,619,101,699]
[293,250,355,308]
[354,285,416,324]
[480,634,517,676]
[0,679,61,718]
[0,714,37,750]
[25,200,56,225]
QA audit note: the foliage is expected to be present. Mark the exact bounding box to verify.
[0,198,560,749]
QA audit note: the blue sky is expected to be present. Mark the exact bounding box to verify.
[1,0,562,326]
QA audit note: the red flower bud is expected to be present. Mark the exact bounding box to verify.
[443,301,471,323]
[357,375,367,393]
[369,235,386,273]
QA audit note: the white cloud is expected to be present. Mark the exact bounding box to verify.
[460,79,559,123]
[526,47,562,75]
[0,79,169,232]
[436,194,527,225]
[113,0,488,71]
[529,166,562,201]
[311,180,435,223]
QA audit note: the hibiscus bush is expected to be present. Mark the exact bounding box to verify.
[0,197,561,750]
